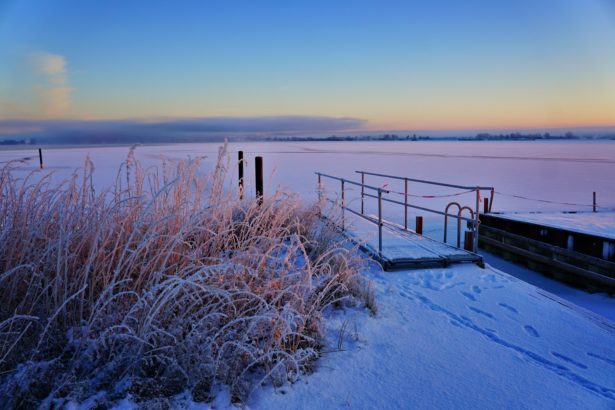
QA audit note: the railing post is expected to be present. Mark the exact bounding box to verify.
[378,189,383,254]
[38,148,43,169]
[593,192,597,213]
[341,179,345,231]
[360,172,365,215]
[404,177,408,230]
[489,189,494,212]
[474,187,480,252]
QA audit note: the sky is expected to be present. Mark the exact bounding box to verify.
[1,0,615,136]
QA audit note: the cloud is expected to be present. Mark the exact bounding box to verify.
[136,116,367,133]
[0,115,368,141]
[33,53,72,117]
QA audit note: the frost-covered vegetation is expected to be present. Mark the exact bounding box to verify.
[0,146,370,408]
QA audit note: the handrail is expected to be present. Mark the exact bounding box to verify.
[316,172,389,193]
[355,170,494,191]
[317,171,385,255]
[364,193,475,223]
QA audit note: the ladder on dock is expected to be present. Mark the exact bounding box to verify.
[316,171,494,270]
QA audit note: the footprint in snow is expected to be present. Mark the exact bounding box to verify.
[469,306,494,319]
[551,352,588,369]
[399,291,414,301]
[587,352,615,366]
[461,291,476,301]
[472,286,482,294]
[523,325,540,338]
[498,303,518,313]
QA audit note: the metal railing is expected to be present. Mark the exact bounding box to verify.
[316,172,389,255]
[355,171,495,253]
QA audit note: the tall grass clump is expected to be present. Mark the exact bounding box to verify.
[0,146,370,408]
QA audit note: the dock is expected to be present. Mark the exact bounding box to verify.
[316,171,489,271]
[479,212,615,292]
[345,213,483,270]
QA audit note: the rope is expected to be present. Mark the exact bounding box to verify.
[384,184,478,199]
[380,183,615,211]
[494,191,615,211]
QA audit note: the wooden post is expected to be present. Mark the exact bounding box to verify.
[255,156,263,205]
[464,230,474,251]
[593,192,596,213]
[238,151,244,200]
[415,216,423,235]
[484,197,489,214]
[38,148,43,169]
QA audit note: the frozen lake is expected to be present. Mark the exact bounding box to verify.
[2,140,614,319]
[2,140,614,207]
[2,140,614,231]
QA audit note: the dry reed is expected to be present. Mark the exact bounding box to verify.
[0,146,369,407]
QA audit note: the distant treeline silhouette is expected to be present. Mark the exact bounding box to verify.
[0,132,614,145]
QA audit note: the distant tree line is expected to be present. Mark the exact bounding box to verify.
[0,138,37,145]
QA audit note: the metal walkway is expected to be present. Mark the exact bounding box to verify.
[343,211,483,270]
[316,171,491,270]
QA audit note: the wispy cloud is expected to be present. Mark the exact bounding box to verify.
[33,53,72,117]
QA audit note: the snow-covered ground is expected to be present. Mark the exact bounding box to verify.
[248,262,615,409]
[495,211,615,240]
[2,141,615,408]
[105,261,615,409]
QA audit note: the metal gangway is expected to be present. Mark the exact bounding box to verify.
[316,170,495,270]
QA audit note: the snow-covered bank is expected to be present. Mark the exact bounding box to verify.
[251,263,615,409]
[483,252,615,322]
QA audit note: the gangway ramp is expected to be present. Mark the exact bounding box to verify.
[343,211,483,270]
[316,171,489,271]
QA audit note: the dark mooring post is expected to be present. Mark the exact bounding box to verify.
[415,216,423,235]
[238,151,244,200]
[484,197,489,214]
[464,230,474,252]
[593,192,596,213]
[38,148,43,169]
[255,156,263,205]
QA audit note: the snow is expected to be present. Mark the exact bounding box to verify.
[250,262,615,409]
[2,141,615,408]
[494,211,615,240]
[483,252,615,323]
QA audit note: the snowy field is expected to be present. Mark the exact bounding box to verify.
[2,140,615,408]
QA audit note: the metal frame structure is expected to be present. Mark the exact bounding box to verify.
[316,172,389,255]
[355,170,494,253]
[317,170,495,255]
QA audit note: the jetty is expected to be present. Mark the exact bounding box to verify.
[315,171,491,270]
[479,211,615,292]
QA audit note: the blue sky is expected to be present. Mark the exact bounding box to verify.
[1,0,614,133]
